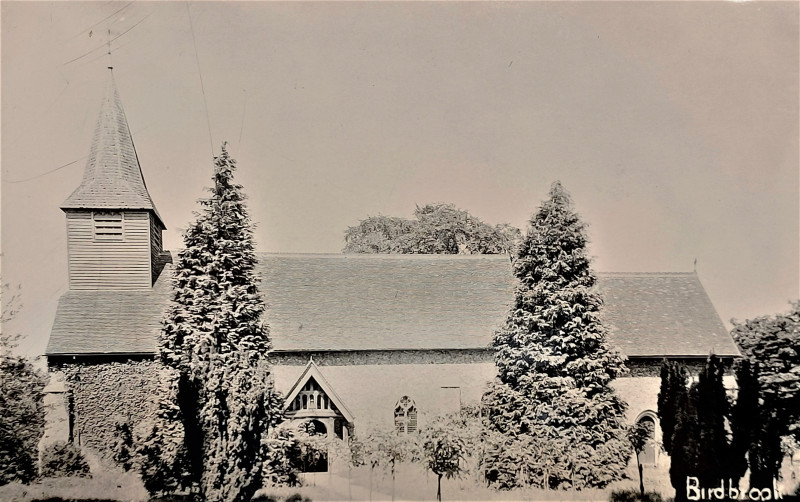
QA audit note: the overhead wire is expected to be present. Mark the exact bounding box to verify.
[185,1,215,159]
[61,12,151,66]
[66,2,133,41]
[238,89,247,147]
[5,123,158,184]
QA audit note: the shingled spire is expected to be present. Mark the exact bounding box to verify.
[60,68,168,290]
[61,68,164,229]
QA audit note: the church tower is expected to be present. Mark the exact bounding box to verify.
[60,68,166,290]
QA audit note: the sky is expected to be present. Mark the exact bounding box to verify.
[1,1,798,360]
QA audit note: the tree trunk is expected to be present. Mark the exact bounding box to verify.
[391,465,396,502]
[328,459,333,502]
[437,474,442,502]
[348,465,352,502]
[369,466,373,502]
[638,461,645,496]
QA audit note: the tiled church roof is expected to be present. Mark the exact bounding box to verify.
[45,254,740,357]
[61,69,164,229]
[47,264,173,355]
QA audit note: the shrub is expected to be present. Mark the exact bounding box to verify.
[251,493,311,502]
[40,441,90,478]
[31,499,120,502]
[609,489,664,502]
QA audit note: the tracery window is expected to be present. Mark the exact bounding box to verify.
[394,395,417,434]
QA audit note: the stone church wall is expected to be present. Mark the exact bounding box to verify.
[55,358,161,456]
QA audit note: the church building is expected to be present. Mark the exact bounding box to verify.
[42,70,741,469]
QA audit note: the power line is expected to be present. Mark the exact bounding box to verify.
[67,2,133,41]
[185,1,215,159]
[238,89,247,146]
[4,157,86,184]
[5,123,157,184]
[62,12,151,66]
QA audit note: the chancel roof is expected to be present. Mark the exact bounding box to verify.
[45,254,740,357]
[61,69,164,229]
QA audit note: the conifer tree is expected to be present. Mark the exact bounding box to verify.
[158,142,278,502]
[692,355,730,489]
[666,356,735,501]
[482,181,629,489]
[669,389,700,502]
[729,358,759,484]
[657,360,689,455]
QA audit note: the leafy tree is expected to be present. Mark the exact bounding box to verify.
[260,423,303,488]
[731,302,800,441]
[482,181,629,490]
[39,441,90,478]
[373,429,419,502]
[0,284,45,485]
[157,142,279,502]
[343,215,416,254]
[627,421,654,496]
[112,419,135,472]
[657,360,689,455]
[343,203,520,254]
[421,420,466,502]
[342,435,367,501]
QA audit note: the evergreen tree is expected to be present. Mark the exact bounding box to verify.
[692,355,730,489]
[729,358,759,484]
[669,389,700,502]
[482,181,629,489]
[748,402,783,491]
[666,356,735,501]
[657,360,689,455]
[158,142,278,502]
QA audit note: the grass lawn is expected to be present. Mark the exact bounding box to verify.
[0,470,149,502]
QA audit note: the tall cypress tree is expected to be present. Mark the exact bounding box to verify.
[657,360,689,455]
[729,358,759,484]
[692,355,730,489]
[669,389,700,502]
[666,356,735,501]
[483,181,629,489]
[159,142,278,502]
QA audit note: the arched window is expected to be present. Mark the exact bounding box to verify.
[635,411,658,466]
[394,396,417,434]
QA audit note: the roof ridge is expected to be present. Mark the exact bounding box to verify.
[597,271,697,277]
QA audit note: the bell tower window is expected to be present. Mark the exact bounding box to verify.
[93,212,123,241]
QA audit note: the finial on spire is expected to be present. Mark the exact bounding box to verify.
[106,28,113,70]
